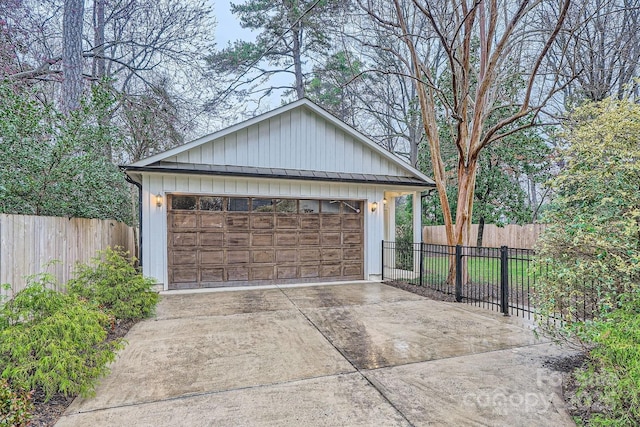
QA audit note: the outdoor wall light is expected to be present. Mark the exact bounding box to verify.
[383,198,388,205]
[156,194,163,208]
[371,201,378,212]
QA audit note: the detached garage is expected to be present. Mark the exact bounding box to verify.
[124,99,434,290]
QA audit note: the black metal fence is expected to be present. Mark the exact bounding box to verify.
[382,241,538,319]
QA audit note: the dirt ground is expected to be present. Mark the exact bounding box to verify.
[384,280,457,302]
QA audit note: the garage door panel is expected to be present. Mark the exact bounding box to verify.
[276,249,297,263]
[252,233,274,246]
[173,232,197,246]
[200,268,224,282]
[299,249,320,262]
[172,268,197,283]
[320,264,341,277]
[343,232,362,245]
[321,232,341,246]
[343,263,363,277]
[227,267,249,281]
[171,281,200,290]
[300,265,320,278]
[321,248,342,262]
[276,232,297,246]
[343,217,362,229]
[343,248,362,260]
[172,251,196,265]
[171,213,196,229]
[168,195,363,289]
[320,215,341,229]
[300,216,319,229]
[200,250,223,264]
[200,213,224,228]
[227,215,249,229]
[277,266,297,279]
[200,232,223,246]
[276,215,298,229]
[251,266,274,280]
[251,215,274,229]
[299,232,319,246]
[227,250,250,264]
[227,232,250,246]
[252,250,275,263]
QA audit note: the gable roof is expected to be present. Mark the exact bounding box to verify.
[126,98,434,187]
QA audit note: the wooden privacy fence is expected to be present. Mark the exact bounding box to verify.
[0,214,137,299]
[423,223,547,249]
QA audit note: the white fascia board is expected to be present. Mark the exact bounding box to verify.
[133,170,433,194]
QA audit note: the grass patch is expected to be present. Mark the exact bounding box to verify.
[409,255,531,286]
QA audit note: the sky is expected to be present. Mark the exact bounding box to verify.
[212,1,254,47]
[209,1,291,112]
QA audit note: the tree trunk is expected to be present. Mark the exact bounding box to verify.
[446,162,478,285]
[476,216,485,248]
[292,25,304,99]
[62,0,85,113]
[529,178,538,221]
[92,0,105,80]
[454,161,478,246]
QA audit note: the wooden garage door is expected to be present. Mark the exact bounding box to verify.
[167,195,364,289]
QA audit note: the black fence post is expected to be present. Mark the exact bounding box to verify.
[455,245,462,302]
[500,246,510,316]
[419,242,424,287]
[381,240,385,281]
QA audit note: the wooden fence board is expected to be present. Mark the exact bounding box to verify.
[0,214,137,300]
[423,223,547,249]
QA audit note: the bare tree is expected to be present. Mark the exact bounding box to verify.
[6,0,216,159]
[0,0,29,76]
[359,0,571,248]
[545,0,640,103]
[349,15,436,166]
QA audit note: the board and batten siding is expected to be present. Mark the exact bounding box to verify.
[165,108,405,176]
[142,172,387,289]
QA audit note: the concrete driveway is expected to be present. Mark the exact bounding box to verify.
[56,282,575,427]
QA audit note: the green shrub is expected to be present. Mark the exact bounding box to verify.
[533,99,640,336]
[572,294,640,426]
[0,379,32,427]
[0,273,66,329]
[68,247,159,321]
[0,279,123,400]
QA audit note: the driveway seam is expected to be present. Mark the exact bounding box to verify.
[360,340,555,372]
[275,284,416,427]
[61,371,360,417]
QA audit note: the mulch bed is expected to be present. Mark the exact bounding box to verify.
[384,280,457,302]
[543,352,592,425]
[28,319,136,427]
[385,279,532,307]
